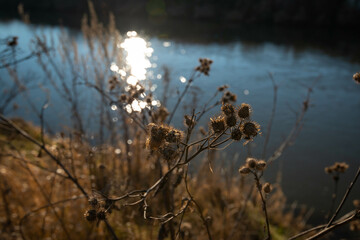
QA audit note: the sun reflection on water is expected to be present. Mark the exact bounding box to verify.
[110,31,157,113]
[120,31,153,83]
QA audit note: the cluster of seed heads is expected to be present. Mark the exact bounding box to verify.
[325,162,349,174]
[108,76,120,91]
[353,72,360,84]
[239,158,267,174]
[118,83,146,105]
[147,123,183,161]
[84,196,114,222]
[210,103,260,142]
[195,58,213,76]
[222,91,237,104]
[217,84,229,92]
[239,158,271,193]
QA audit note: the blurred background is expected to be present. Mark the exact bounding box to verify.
[1,0,360,236]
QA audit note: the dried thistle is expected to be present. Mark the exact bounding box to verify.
[225,115,237,127]
[239,166,251,175]
[221,103,235,116]
[353,72,360,84]
[84,209,97,222]
[246,157,258,169]
[195,58,213,76]
[231,128,242,141]
[210,116,226,133]
[263,183,272,194]
[238,103,251,119]
[241,121,260,139]
[256,160,267,171]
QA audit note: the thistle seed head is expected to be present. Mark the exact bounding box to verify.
[225,115,237,127]
[263,183,272,193]
[246,158,257,169]
[239,166,251,175]
[210,116,226,133]
[221,103,235,116]
[238,103,251,119]
[231,128,242,141]
[353,72,360,84]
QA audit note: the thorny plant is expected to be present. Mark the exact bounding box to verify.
[0,3,360,240]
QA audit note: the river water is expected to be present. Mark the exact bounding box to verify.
[1,19,360,226]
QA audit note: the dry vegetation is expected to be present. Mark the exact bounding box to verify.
[0,3,359,240]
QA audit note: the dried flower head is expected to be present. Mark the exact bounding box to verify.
[84,209,97,222]
[353,72,360,84]
[263,183,272,193]
[119,94,127,102]
[325,162,349,174]
[241,121,260,139]
[7,36,18,47]
[195,58,213,76]
[231,128,242,141]
[238,103,251,119]
[239,166,251,175]
[108,76,119,91]
[217,85,228,92]
[256,160,267,171]
[246,158,258,169]
[165,129,183,143]
[210,116,226,133]
[222,91,237,104]
[350,220,360,231]
[146,123,169,150]
[221,103,235,116]
[225,115,237,127]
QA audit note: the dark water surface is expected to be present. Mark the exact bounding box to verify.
[1,19,360,228]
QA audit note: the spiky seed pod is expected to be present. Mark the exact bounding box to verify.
[256,160,267,171]
[222,91,237,104]
[353,72,360,84]
[239,166,251,175]
[263,183,272,193]
[324,167,333,174]
[246,158,257,169]
[221,103,235,116]
[238,103,251,119]
[196,58,213,75]
[96,209,107,220]
[225,115,237,127]
[241,121,260,139]
[231,128,242,141]
[146,124,169,150]
[229,94,237,102]
[210,116,226,133]
[84,209,97,222]
[218,85,228,92]
[119,94,127,102]
[165,129,182,143]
